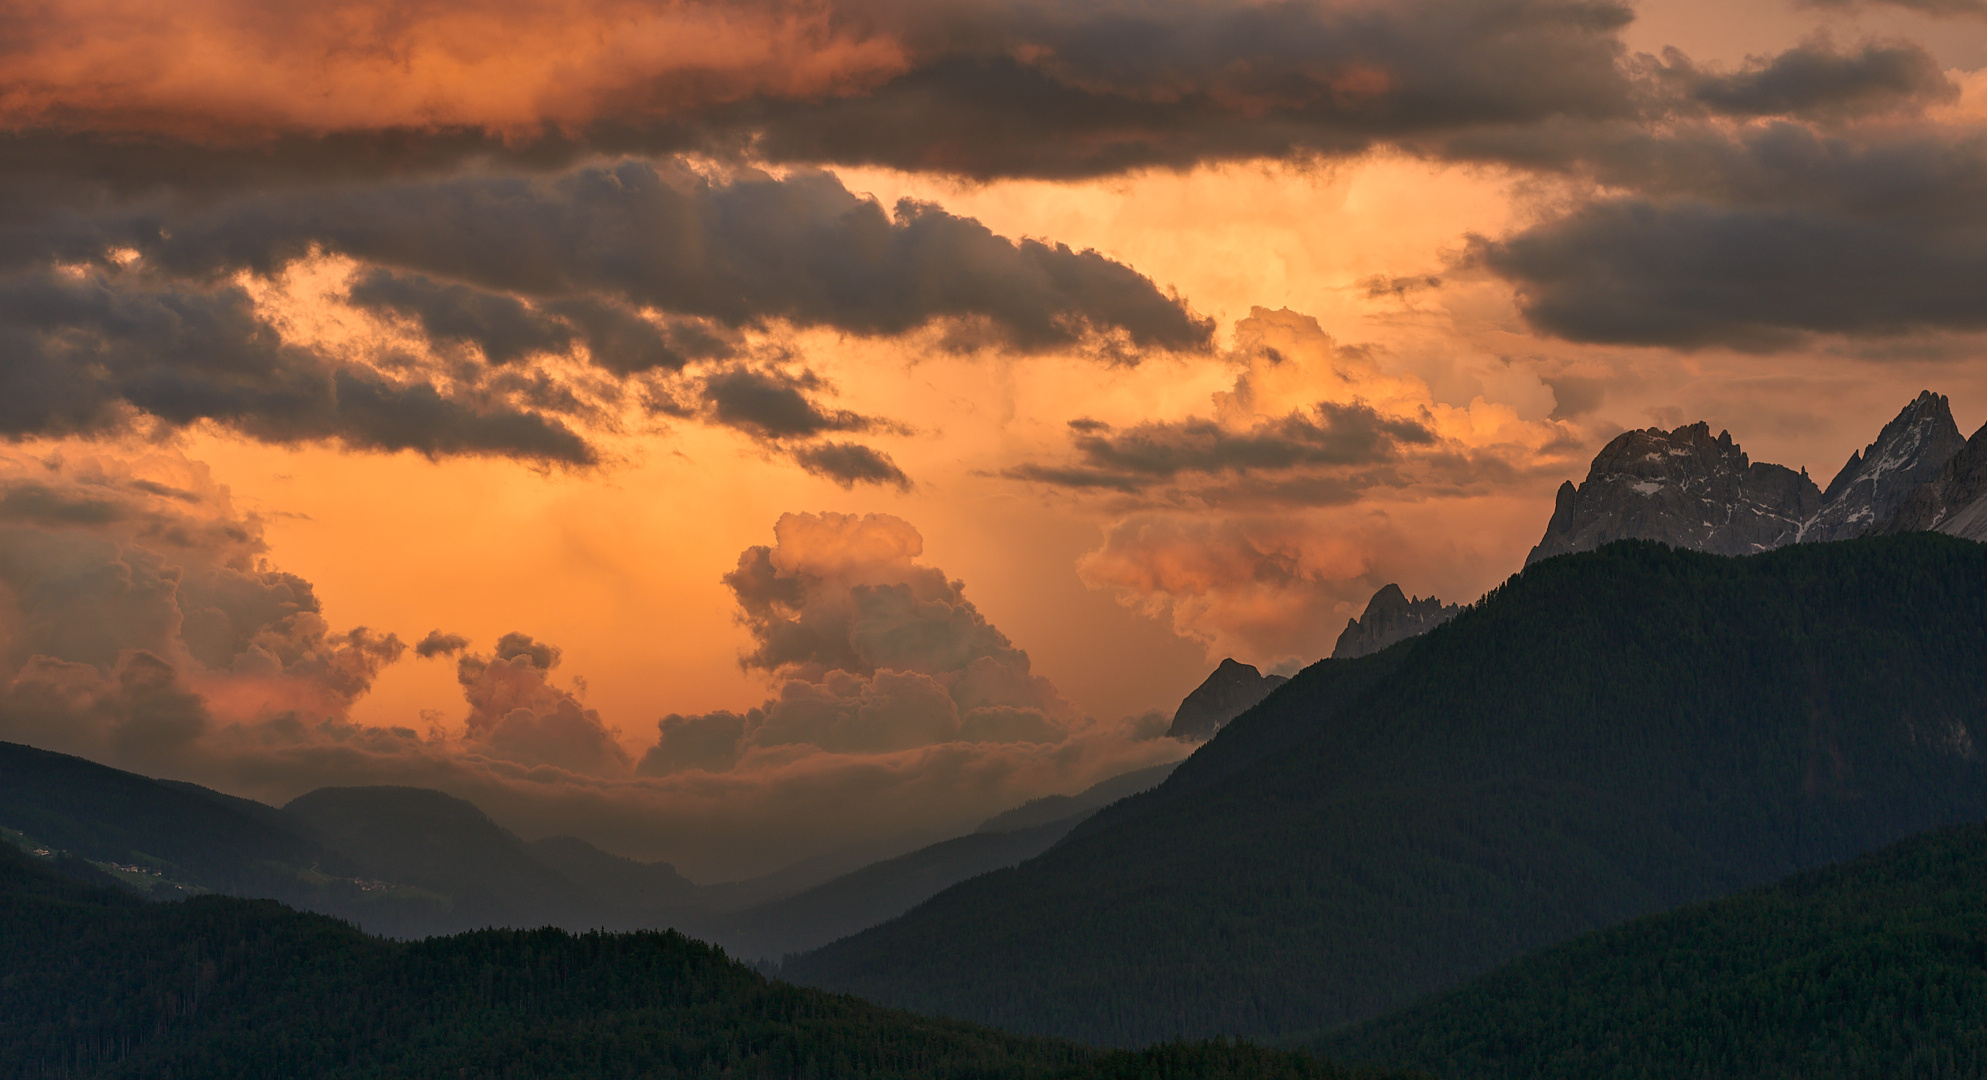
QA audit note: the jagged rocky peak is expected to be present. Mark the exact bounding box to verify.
[1881,417,1987,542]
[1166,658,1288,741]
[1332,583,1459,660]
[1527,421,1821,565]
[1805,391,1966,543]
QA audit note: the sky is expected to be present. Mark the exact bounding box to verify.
[3,0,1987,880]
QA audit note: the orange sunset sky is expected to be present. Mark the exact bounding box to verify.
[3,0,1987,879]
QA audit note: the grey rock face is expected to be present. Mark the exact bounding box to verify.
[1881,419,1987,542]
[1527,394,1971,565]
[1332,583,1460,659]
[1166,658,1288,741]
[1805,391,1966,543]
[1528,422,1821,566]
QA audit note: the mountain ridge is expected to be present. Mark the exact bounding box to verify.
[1530,392,1967,564]
[1331,584,1459,660]
[784,534,1987,1045]
[1882,415,1987,542]
[1166,659,1288,740]
[1804,390,1966,542]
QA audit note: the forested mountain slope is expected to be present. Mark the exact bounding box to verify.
[700,821,1076,962]
[786,535,1987,1045]
[0,741,452,934]
[0,844,1411,1080]
[285,785,631,931]
[1323,820,1987,1079]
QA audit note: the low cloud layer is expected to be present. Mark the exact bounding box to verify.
[1077,512,1414,667]
[0,450,1178,878]
[453,632,632,776]
[642,512,1086,773]
[0,448,405,766]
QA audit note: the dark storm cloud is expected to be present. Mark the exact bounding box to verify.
[414,631,471,659]
[1005,402,1438,493]
[0,2,1948,199]
[489,631,561,671]
[347,270,577,366]
[1454,102,1987,348]
[1662,39,1955,121]
[794,442,913,489]
[116,161,1211,353]
[1473,199,1987,347]
[1801,0,1987,18]
[0,269,597,464]
[0,483,128,526]
[700,367,873,440]
[347,269,730,374]
[734,0,1639,179]
[1543,374,1608,419]
[1362,274,1444,299]
[1436,37,1963,188]
[0,0,1975,403]
[0,158,1212,467]
[0,0,1638,188]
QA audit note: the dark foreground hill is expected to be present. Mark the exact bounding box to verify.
[0,845,1411,1080]
[0,740,1176,950]
[786,535,1987,1045]
[1324,820,1987,1079]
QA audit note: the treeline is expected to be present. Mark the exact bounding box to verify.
[0,844,1416,1080]
[1322,819,1987,1078]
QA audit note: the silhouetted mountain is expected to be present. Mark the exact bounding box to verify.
[1803,390,1965,542]
[0,742,330,900]
[0,752,726,938]
[525,834,702,913]
[0,742,447,934]
[1884,417,1987,542]
[0,842,1409,1079]
[1166,659,1288,740]
[1324,820,1987,1078]
[699,822,1074,962]
[695,832,951,912]
[785,535,1987,1046]
[699,763,1180,961]
[284,786,623,931]
[1528,422,1819,564]
[1331,585,1459,660]
[975,762,1178,834]
[0,742,1192,953]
